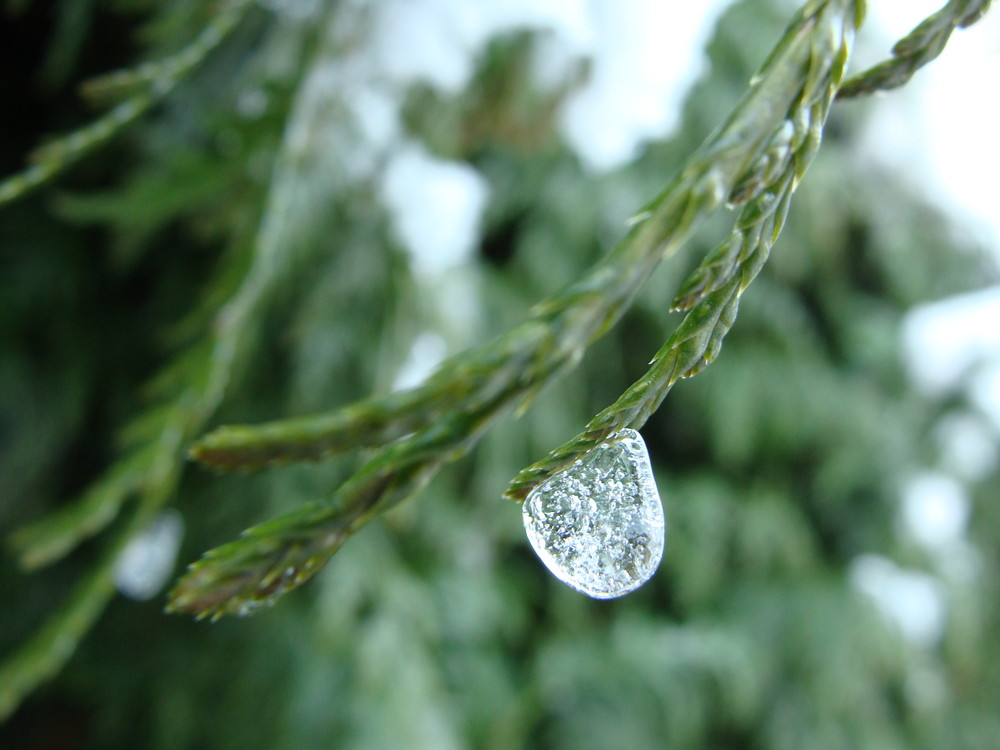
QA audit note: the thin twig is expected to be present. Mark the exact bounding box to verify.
[837,0,990,98]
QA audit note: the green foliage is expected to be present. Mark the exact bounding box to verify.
[1,0,999,748]
[176,0,862,618]
[0,0,254,207]
[838,0,992,97]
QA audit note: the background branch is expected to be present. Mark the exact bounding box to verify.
[0,0,251,207]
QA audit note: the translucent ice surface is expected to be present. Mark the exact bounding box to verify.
[522,429,665,598]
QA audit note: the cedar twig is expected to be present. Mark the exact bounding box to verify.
[838,0,991,98]
[0,0,251,207]
[0,0,334,719]
[505,51,848,502]
[171,0,865,620]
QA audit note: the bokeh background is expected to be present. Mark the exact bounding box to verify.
[2,1,999,748]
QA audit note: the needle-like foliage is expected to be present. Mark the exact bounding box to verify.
[170,0,864,618]
[837,0,992,98]
[1,0,996,735]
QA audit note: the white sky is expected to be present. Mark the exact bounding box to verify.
[860,2,1000,429]
[849,554,945,647]
[835,2,999,645]
[861,1,1000,252]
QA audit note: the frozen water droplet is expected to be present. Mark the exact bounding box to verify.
[114,510,184,601]
[522,429,665,599]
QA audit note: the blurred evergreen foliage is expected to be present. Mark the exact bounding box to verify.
[1,1,998,748]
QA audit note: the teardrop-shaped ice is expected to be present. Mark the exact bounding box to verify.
[522,429,665,599]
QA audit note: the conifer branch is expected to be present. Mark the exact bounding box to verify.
[506,169,798,502]
[170,382,513,618]
[0,0,250,207]
[7,354,214,572]
[171,0,864,619]
[506,2,854,503]
[9,445,157,570]
[0,493,165,721]
[0,344,226,720]
[0,1,338,716]
[837,0,991,98]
